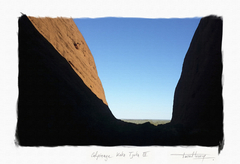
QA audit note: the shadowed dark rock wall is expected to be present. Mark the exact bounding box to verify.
[170,16,223,145]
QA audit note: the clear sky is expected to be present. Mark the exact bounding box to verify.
[73,17,201,120]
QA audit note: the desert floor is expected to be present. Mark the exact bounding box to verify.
[121,119,170,126]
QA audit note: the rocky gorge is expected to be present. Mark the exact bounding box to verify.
[16,14,223,149]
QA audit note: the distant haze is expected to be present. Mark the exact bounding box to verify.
[74,17,201,120]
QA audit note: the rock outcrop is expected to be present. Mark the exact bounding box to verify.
[16,14,223,148]
[28,16,108,105]
[17,15,115,146]
[171,15,223,146]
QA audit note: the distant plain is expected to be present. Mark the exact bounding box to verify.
[121,119,170,126]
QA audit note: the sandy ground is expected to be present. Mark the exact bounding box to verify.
[28,16,108,105]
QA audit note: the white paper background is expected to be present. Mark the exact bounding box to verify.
[1,0,239,163]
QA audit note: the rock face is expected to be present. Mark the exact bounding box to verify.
[171,16,223,145]
[16,14,223,148]
[28,16,108,105]
[17,15,115,146]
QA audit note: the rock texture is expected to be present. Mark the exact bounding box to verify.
[17,15,115,146]
[28,16,107,105]
[16,14,223,148]
[171,15,223,146]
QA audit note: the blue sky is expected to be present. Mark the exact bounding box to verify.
[74,17,200,120]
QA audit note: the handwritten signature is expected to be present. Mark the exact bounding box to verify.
[171,151,215,161]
